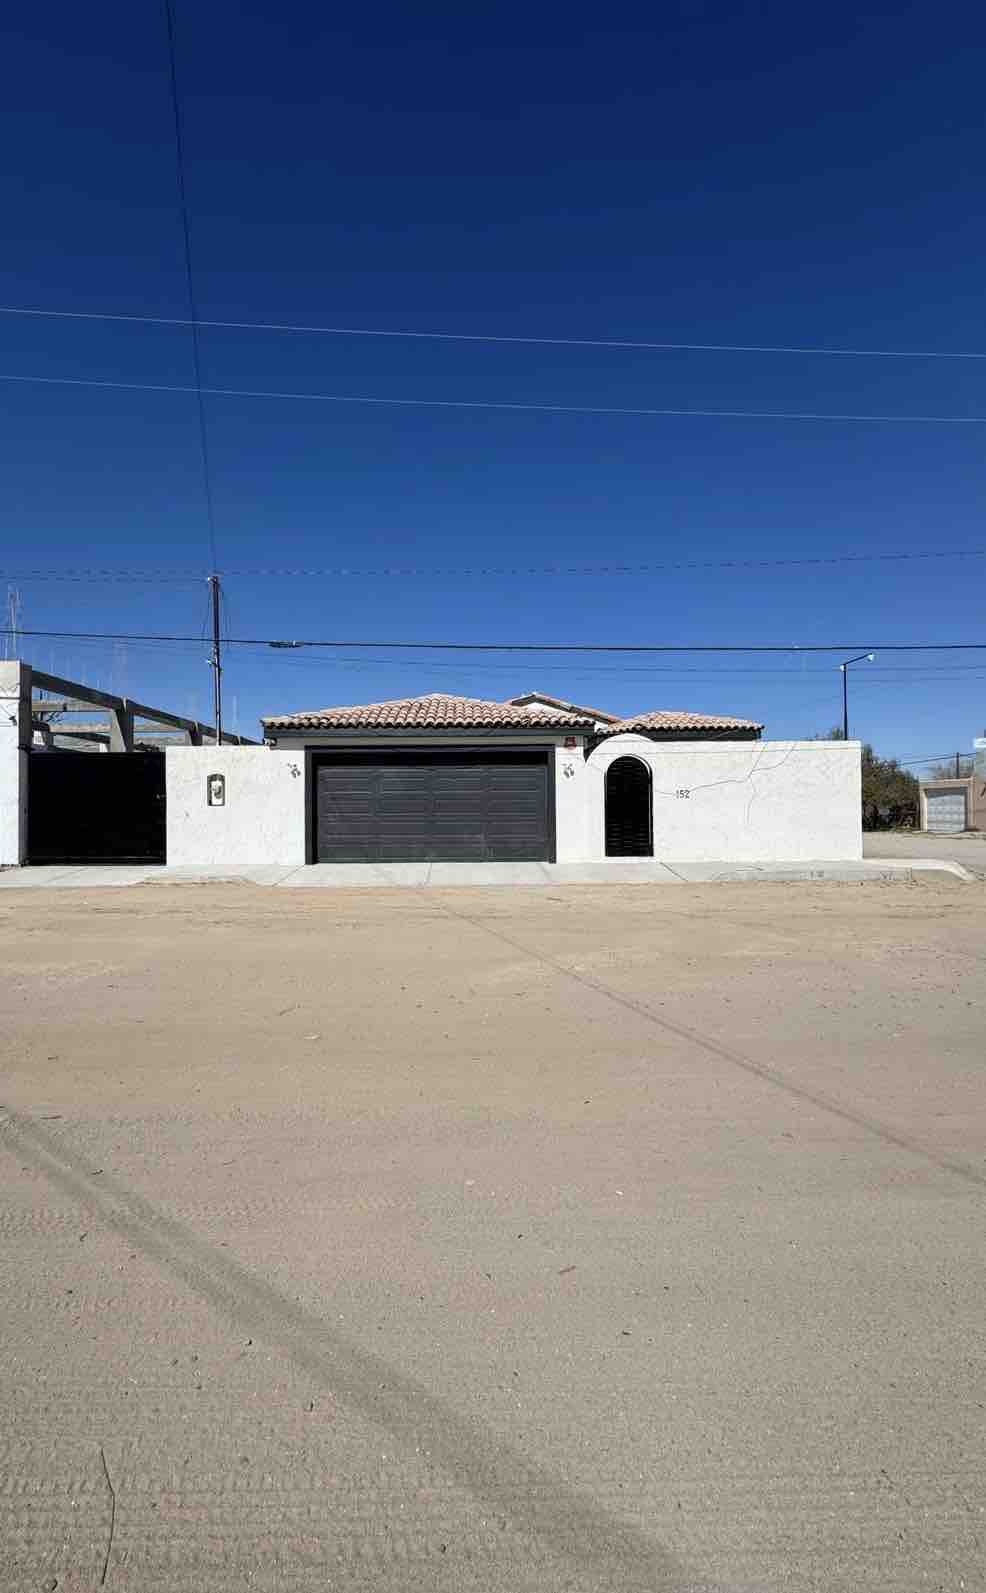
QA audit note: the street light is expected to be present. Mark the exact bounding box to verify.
[839,651,875,740]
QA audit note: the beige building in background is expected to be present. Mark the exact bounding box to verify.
[919,738,986,832]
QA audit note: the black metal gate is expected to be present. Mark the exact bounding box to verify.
[605,756,653,856]
[28,752,166,864]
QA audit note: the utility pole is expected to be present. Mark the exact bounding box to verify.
[955,750,961,780]
[209,574,222,744]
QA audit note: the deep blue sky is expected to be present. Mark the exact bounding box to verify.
[3,0,985,761]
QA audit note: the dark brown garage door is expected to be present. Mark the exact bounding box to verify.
[313,748,553,862]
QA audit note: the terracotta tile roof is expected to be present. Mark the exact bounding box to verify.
[262,692,597,731]
[507,691,620,724]
[604,709,763,734]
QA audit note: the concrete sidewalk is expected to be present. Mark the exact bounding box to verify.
[863,830,986,879]
[0,856,976,888]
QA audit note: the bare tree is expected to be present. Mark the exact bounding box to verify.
[926,756,973,780]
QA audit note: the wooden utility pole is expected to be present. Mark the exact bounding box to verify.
[209,574,222,744]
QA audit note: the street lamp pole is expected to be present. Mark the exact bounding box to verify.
[839,651,875,740]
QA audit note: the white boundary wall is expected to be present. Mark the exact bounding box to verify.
[0,662,30,866]
[166,746,306,866]
[166,736,861,866]
[556,736,862,862]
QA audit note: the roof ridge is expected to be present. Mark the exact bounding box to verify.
[507,690,620,723]
[262,691,598,730]
[260,693,760,734]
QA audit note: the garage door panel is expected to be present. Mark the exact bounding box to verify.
[483,766,549,859]
[925,790,966,833]
[314,750,551,862]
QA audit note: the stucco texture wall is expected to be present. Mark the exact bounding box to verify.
[164,737,860,867]
[553,741,589,862]
[166,747,306,866]
[0,662,29,866]
[584,737,862,862]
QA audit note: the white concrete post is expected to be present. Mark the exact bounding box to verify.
[0,660,31,866]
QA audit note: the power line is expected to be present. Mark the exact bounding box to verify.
[162,0,217,573]
[0,569,201,584]
[1,547,985,583]
[17,632,976,760]
[20,630,986,681]
[898,755,975,767]
[1,303,983,362]
[5,626,986,653]
[230,651,986,682]
[186,549,986,574]
[4,371,986,426]
[227,647,986,690]
[55,627,986,679]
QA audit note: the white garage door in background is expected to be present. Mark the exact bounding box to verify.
[925,788,967,833]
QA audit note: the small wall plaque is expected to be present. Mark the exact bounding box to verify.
[207,772,226,807]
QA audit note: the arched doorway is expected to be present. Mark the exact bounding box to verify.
[605,757,653,856]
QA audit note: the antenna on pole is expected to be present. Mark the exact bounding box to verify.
[2,587,21,660]
[209,574,222,743]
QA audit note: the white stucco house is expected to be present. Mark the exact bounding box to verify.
[164,690,862,867]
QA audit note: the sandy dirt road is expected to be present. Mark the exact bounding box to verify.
[1,879,984,1592]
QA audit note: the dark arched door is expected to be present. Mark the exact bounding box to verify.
[605,757,653,856]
